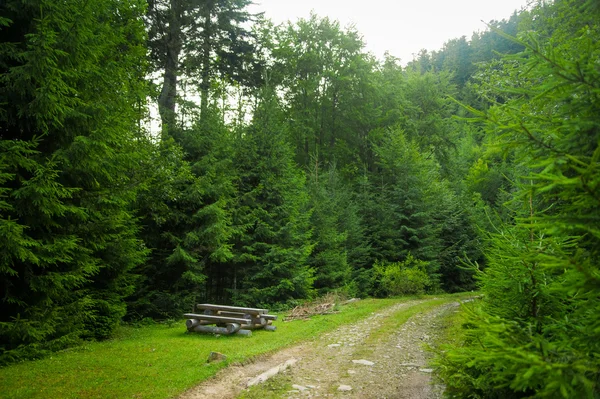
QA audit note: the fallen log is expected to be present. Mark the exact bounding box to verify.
[191,324,251,336]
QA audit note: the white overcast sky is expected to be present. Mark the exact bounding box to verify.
[249,0,532,64]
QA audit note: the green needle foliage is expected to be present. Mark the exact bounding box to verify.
[2,0,570,369]
[436,0,600,397]
[231,89,314,307]
[0,0,149,363]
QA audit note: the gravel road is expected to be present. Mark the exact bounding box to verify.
[178,298,460,399]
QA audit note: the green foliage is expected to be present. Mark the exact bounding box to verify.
[372,255,432,297]
[269,13,376,169]
[368,129,443,266]
[147,0,259,127]
[1,0,563,368]
[436,1,600,397]
[306,165,352,294]
[231,89,314,306]
[130,107,239,318]
[0,0,149,362]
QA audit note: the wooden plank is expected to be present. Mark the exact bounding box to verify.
[183,313,252,325]
[215,311,276,324]
[216,310,277,321]
[217,311,252,319]
[196,303,268,315]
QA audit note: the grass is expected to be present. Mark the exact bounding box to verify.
[0,294,473,399]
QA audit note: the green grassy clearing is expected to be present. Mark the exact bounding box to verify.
[0,294,470,399]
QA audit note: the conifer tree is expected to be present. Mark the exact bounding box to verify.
[369,129,443,271]
[0,0,148,362]
[307,164,352,294]
[231,88,314,306]
[437,1,600,396]
[130,106,238,317]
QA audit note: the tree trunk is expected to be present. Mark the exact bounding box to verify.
[157,0,182,137]
[199,4,212,120]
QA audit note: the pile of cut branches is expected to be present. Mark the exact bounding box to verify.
[284,293,341,321]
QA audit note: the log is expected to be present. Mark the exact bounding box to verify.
[237,320,276,331]
[186,319,201,329]
[186,319,216,329]
[225,323,241,334]
[192,325,230,334]
[196,304,268,315]
[191,325,252,336]
[183,313,252,324]
[241,324,277,331]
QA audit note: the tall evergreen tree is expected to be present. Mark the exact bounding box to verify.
[231,88,314,306]
[369,128,443,270]
[0,0,148,362]
[130,105,238,317]
[306,164,352,294]
[146,0,260,130]
[437,1,600,396]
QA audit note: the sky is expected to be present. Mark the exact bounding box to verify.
[249,0,532,64]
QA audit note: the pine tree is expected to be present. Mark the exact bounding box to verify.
[437,1,600,396]
[306,164,352,294]
[0,0,148,362]
[231,88,314,307]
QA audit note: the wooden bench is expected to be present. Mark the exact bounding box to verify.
[184,304,278,336]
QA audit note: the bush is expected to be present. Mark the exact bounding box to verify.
[372,255,432,296]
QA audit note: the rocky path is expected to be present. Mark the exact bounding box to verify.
[178,298,460,399]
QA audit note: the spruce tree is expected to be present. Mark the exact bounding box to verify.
[231,88,314,306]
[0,0,148,362]
[130,106,238,317]
[437,1,600,396]
[306,164,352,294]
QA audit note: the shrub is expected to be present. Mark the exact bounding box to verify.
[372,255,432,296]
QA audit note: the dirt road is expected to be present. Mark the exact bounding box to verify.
[178,298,460,399]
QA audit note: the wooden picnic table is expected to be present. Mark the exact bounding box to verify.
[185,303,277,336]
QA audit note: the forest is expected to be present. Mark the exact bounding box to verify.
[0,0,598,396]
